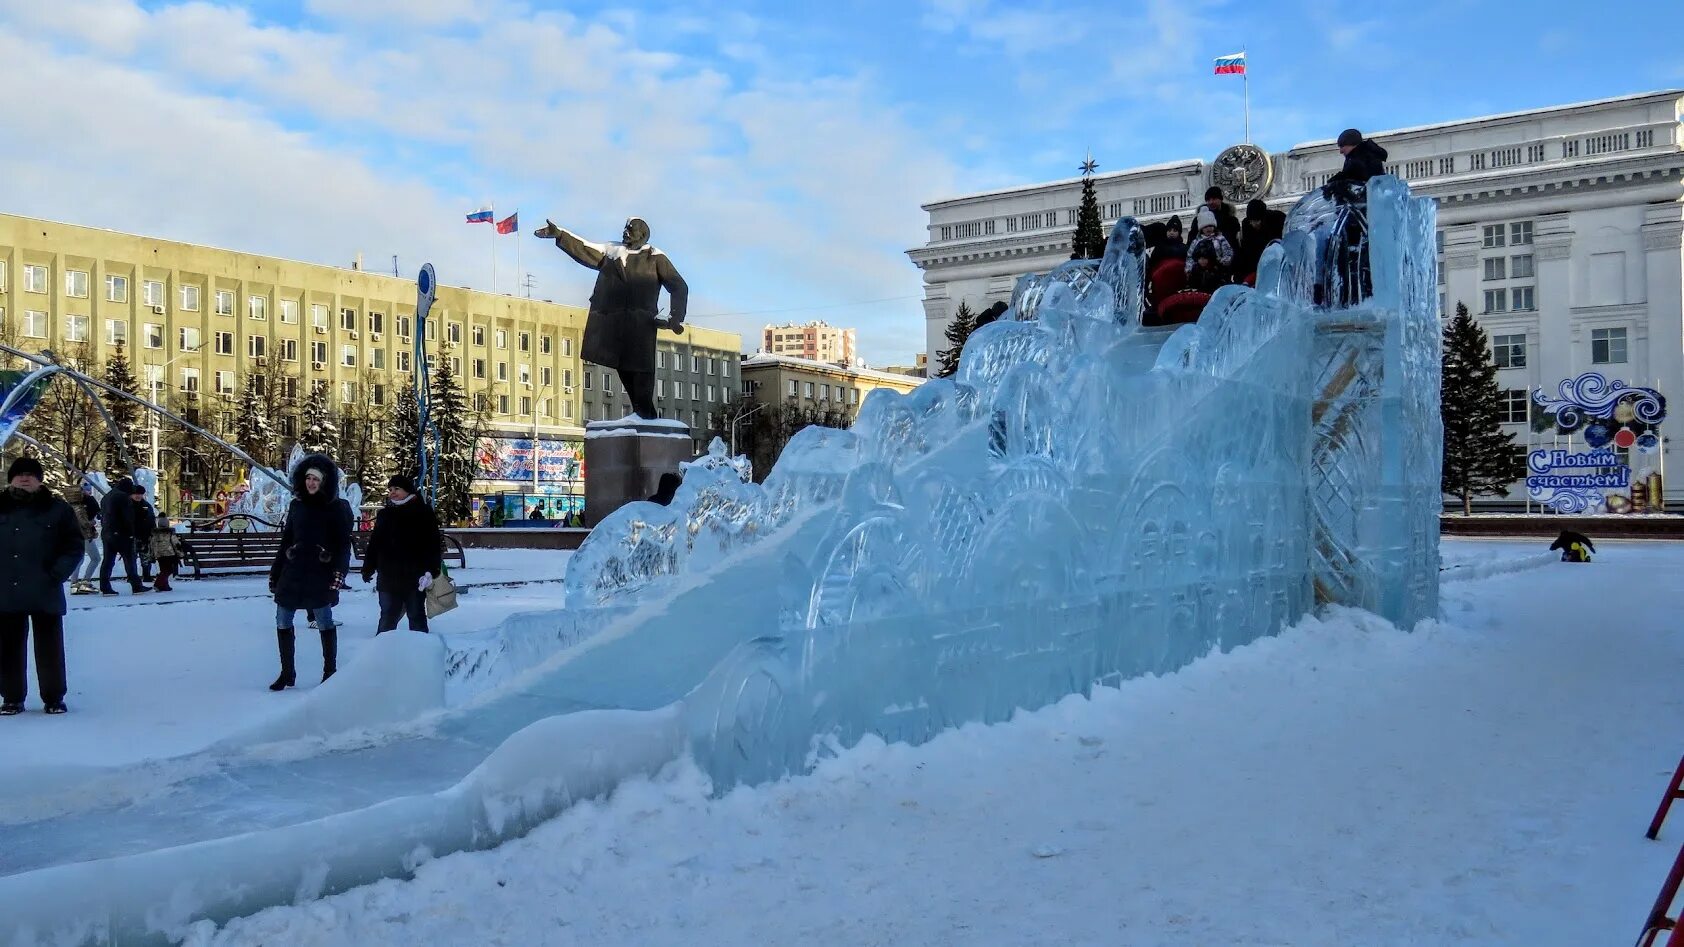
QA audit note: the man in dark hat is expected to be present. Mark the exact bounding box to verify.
[1329,128,1388,188]
[0,457,84,715]
[360,474,445,634]
[98,475,144,595]
[130,482,158,585]
[1201,186,1241,248]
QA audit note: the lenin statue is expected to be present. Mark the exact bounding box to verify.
[535,217,688,419]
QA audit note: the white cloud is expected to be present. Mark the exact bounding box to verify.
[0,0,957,364]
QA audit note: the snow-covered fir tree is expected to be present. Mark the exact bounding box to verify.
[100,344,146,469]
[428,359,479,524]
[1070,157,1106,260]
[232,372,275,468]
[384,379,422,487]
[1441,302,1522,514]
[298,382,340,457]
[936,301,975,378]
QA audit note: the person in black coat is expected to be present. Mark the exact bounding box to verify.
[130,483,158,583]
[1201,186,1242,250]
[0,457,84,715]
[98,476,144,595]
[1328,128,1388,188]
[267,455,354,690]
[360,475,444,635]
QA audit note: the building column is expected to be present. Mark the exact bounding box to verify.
[1641,205,1684,505]
[1532,213,1575,385]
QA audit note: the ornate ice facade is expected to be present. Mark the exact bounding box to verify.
[910,91,1684,501]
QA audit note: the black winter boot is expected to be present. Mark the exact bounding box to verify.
[269,629,297,691]
[320,626,338,683]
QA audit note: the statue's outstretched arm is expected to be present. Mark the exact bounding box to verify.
[535,219,606,270]
[657,254,689,327]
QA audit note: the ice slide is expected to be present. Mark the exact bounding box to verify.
[0,178,1441,945]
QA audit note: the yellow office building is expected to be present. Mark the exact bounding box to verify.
[0,212,600,507]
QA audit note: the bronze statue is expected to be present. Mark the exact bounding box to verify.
[535,217,688,420]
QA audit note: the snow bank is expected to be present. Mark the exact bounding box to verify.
[1440,551,1557,584]
[213,632,445,751]
[0,706,687,947]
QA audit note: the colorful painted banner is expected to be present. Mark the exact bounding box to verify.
[475,435,582,483]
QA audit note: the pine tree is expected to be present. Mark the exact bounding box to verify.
[1441,303,1523,514]
[385,379,422,484]
[232,372,275,468]
[100,344,146,469]
[1070,160,1106,260]
[936,301,975,379]
[299,382,339,457]
[428,360,477,524]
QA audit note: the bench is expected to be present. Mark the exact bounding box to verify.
[179,515,467,578]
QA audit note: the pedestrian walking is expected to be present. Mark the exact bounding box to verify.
[65,482,101,595]
[360,475,444,634]
[0,458,85,715]
[148,515,185,592]
[98,476,145,595]
[131,484,158,585]
[267,455,354,690]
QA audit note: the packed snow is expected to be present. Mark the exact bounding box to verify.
[69,537,1666,946]
[4,539,1681,945]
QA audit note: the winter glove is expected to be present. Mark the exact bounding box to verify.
[360,569,375,584]
[418,573,434,592]
[333,572,348,590]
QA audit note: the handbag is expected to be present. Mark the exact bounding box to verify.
[424,568,459,618]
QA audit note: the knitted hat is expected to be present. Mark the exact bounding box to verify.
[131,483,145,495]
[1337,128,1363,148]
[1204,185,1224,201]
[6,457,44,482]
[1246,198,1268,219]
[1194,207,1219,232]
[387,474,418,494]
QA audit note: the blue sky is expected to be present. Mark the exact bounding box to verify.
[1,0,1679,364]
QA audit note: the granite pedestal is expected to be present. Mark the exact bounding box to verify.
[583,417,694,528]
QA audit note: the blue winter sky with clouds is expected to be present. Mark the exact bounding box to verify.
[2,0,1679,364]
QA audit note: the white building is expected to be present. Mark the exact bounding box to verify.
[909,90,1684,503]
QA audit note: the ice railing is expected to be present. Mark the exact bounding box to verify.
[563,175,1441,791]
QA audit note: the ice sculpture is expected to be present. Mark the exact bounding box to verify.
[0,179,1440,945]
[226,445,363,528]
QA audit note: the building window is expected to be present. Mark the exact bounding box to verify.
[803,381,814,398]
[368,311,384,335]
[23,264,48,294]
[180,327,202,351]
[372,348,385,370]
[248,335,267,358]
[540,366,552,386]
[312,304,329,330]
[215,290,234,316]
[214,331,233,355]
[394,314,411,340]
[426,319,436,342]
[692,354,701,372]
[1500,389,1530,424]
[248,296,267,321]
[562,338,573,357]
[1483,258,1506,281]
[341,381,356,404]
[397,351,410,372]
[1511,286,1535,311]
[181,368,200,393]
[342,344,357,367]
[1591,328,1627,365]
[849,387,859,404]
[215,371,235,396]
[280,339,298,362]
[447,322,461,344]
[584,372,593,389]
[497,362,508,382]
[473,358,486,379]
[1491,333,1526,368]
[656,378,665,397]
[139,280,163,308]
[62,314,89,342]
[519,363,531,386]
[539,335,552,355]
[604,373,614,394]
[23,310,47,338]
[1482,289,1507,314]
[473,325,486,346]
[498,394,509,414]
[105,319,128,346]
[1481,225,1505,249]
[517,331,530,353]
[105,274,129,303]
[66,270,89,298]
[449,356,461,375]
[144,323,164,349]
[372,384,386,406]
[720,360,731,378]
[520,395,532,415]
[495,329,507,349]
[340,308,357,331]
[279,299,299,323]
[786,379,797,397]
[1510,254,1535,279]
[311,341,328,364]
[707,384,716,402]
[1510,221,1534,246]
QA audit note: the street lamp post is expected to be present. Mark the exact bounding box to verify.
[530,382,552,497]
[148,344,203,511]
[729,402,765,457]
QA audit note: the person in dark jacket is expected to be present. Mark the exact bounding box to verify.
[1201,186,1242,249]
[66,482,101,595]
[1233,199,1278,282]
[1328,128,1388,188]
[98,476,144,595]
[650,472,682,506]
[267,455,353,690]
[1550,529,1596,563]
[131,483,158,584]
[360,475,444,635]
[0,458,84,715]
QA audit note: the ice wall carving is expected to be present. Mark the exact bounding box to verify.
[570,176,1441,791]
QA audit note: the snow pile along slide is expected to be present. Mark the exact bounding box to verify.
[0,177,1440,945]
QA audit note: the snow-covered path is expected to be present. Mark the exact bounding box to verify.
[189,539,1684,946]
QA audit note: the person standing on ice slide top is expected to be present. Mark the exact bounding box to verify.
[360,474,443,635]
[0,457,84,716]
[267,454,353,691]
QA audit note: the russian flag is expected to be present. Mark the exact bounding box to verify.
[1214,52,1246,75]
[465,209,493,224]
[495,211,518,235]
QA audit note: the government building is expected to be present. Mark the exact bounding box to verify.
[0,213,741,513]
[909,90,1684,504]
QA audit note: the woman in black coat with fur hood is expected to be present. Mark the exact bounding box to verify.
[267,454,353,690]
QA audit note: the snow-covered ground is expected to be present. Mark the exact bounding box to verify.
[2,549,571,777]
[6,539,1681,945]
[161,538,1683,946]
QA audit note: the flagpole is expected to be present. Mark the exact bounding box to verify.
[516,208,523,298]
[1243,47,1251,144]
[490,202,497,295]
